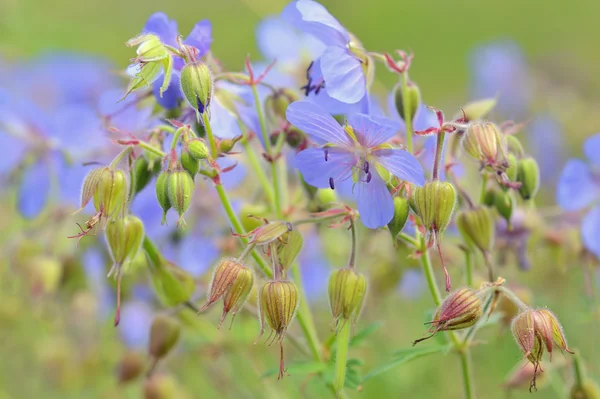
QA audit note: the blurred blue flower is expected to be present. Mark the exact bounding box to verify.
[118,300,154,349]
[398,269,425,299]
[469,40,531,118]
[527,114,564,184]
[298,231,330,298]
[557,133,600,257]
[287,101,425,228]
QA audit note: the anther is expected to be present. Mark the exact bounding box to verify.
[329,177,335,190]
[366,172,372,183]
[324,149,329,162]
[363,161,369,174]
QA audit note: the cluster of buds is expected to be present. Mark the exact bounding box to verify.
[155,152,196,227]
[328,268,367,332]
[123,34,173,100]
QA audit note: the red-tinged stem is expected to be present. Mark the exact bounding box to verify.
[432,131,446,180]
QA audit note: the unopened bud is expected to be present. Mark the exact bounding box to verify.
[265,89,299,127]
[186,139,209,160]
[149,261,195,307]
[393,81,420,122]
[155,171,171,225]
[245,220,293,246]
[219,135,242,154]
[180,147,200,178]
[93,168,128,220]
[78,167,108,212]
[505,153,518,183]
[505,135,525,157]
[117,351,144,384]
[456,206,495,254]
[461,122,507,166]
[167,169,195,226]
[494,191,514,223]
[315,188,337,207]
[149,315,180,359]
[516,157,540,200]
[412,180,456,236]
[388,196,409,240]
[328,268,367,330]
[460,98,496,121]
[571,380,600,399]
[106,215,145,267]
[126,34,168,63]
[180,61,213,116]
[414,288,482,345]
[133,156,153,195]
[259,280,299,340]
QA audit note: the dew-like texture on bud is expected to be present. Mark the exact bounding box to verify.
[259,281,299,340]
[412,180,456,235]
[388,196,409,240]
[93,169,128,219]
[155,171,171,225]
[461,122,506,165]
[456,206,495,253]
[187,139,209,160]
[328,268,367,329]
[461,98,497,121]
[517,157,540,200]
[393,81,420,121]
[180,148,200,178]
[106,215,145,267]
[247,221,293,246]
[167,169,195,226]
[149,315,181,359]
[571,380,600,399]
[117,351,144,384]
[180,62,213,115]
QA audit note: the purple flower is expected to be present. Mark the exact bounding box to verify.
[287,101,425,228]
[282,0,369,107]
[557,133,600,257]
[527,114,564,184]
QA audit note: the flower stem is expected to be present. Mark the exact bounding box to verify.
[348,218,357,269]
[496,286,529,311]
[459,349,475,399]
[432,131,446,180]
[334,320,351,396]
[202,112,219,159]
[137,141,166,158]
[401,72,413,153]
[573,352,586,388]
[109,147,133,168]
[170,126,186,150]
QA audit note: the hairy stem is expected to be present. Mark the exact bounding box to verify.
[334,321,351,396]
[202,112,219,159]
[459,349,475,399]
[432,131,446,180]
[401,72,414,153]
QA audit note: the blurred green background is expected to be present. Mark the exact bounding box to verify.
[1,0,599,398]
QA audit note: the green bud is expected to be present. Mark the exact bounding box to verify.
[149,315,181,359]
[456,207,495,254]
[259,280,299,339]
[180,61,213,117]
[328,268,367,330]
[275,229,304,271]
[149,261,195,307]
[482,187,496,207]
[571,380,600,399]
[265,89,299,127]
[126,34,168,62]
[200,259,254,328]
[504,153,519,185]
[133,156,153,195]
[93,168,128,220]
[388,196,410,240]
[461,122,507,166]
[460,98,497,121]
[180,148,200,178]
[78,167,108,212]
[505,135,525,157]
[517,157,540,200]
[246,220,293,246]
[315,188,337,207]
[494,191,514,223]
[186,138,209,160]
[123,61,164,100]
[167,169,195,226]
[219,135,242,154]
[393,81,420,122]
[155,171,171,225]
[143,374,179,399]
[117,351,144,384]
[412,180,456,236]
[106,215,145,267]
[239,204,268,233]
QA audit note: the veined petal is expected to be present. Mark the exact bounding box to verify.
[281,0,349,47]
[184,20,213,57]
[143,12,178,47]
[296,147,355,188]
[556,159,600,211]
[347,113,399,148]
[320,46,365,103]
[286,100,351,146]
[583,133,600,166]
[257,17,303,63]
[373,149,426,186]
[582,205,600,258]
[355,170,394,229]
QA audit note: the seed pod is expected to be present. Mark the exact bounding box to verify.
[460,98,496,122]
[167,169,195,226]
[106,215,145,267]
[133,156,153,195]
[117,351,144,384]
[180,147,200,178]
[387,196,410,240]
[456,206,495,254]
[149,261,195,307]
[516,157,540,200]
[155,171,171,225]
[461,122,506,166]
[412,180,456,236]
[180,61,213,116]
[93,168,128,219]
[245,220,293,246]
[494,190,514,223]
[413,288,482,345]
[393,81,421,122]
[219,135,243,154]
[328,268,367,330]
[259,280,299,340]
[186,138,209,160]
[570,380,600,399]
[222,267,254,326]
[149,315,181,359]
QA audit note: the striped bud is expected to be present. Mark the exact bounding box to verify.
[149,315,180,359]
[387,196,410,240]
[200,259,254,328]
[167,169,195,227]
[328,268,367,330]
[106,215,145,268]
[180,61,213,116]
[155,171,171,225]
[93,168,128,220]
[516,157,540,200]
[461,122,506,166]
[78,167,108,212]
[180,147,200,178]
[259,280,299,341]
[186,139,209,160]
[414,288,482,345]
[456,206,495,254]
[393,81,421,122]
[413,180,456,236]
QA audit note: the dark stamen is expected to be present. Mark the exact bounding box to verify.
[299,61,325,96]
[324,149,329,161]
[329,177,335,190]
[366,172,372,183]
[364,161,369,174]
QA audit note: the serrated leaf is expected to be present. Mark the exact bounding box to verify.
[362,344,452,382]
[260,361,326,379]
[349,322,383,348]
[277,230,303,271]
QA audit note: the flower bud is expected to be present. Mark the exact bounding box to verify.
[155,171,171,225]
[315,188,337,207]
[505,135,525,156]
[245,220,293,246]
[219,135,242,154]
[106,215,145,268]
[388,196,410,240]
[460,98,497,121]
[571,380,600,399]
[180,61,213,117]
[180,147,200,178]
[149,315,181,359]
[413,288,482,345]
[93,168,128,220]
[494,190,513,224]
[143,374,179,399]
[456,206,495,254]
[265,89,299,127]
[149,261,195,307]
[78,167,108,212]
[461,122,507,166]
[516,157,540,200]
[328,268,367,330]
[133,156,153,195]
[117,351,144,384]
[200,258,254,328]
[167,169,195,226]
[186,138,209,160]
[127,34,168,63]
[259,280,299,341]
[393,81,420,122]
[505,153,518,183]
[412,180,456,236]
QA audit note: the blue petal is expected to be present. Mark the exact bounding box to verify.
[373,149,426,186]
[583,133,600,166]
[143,12,179,47]
[153,71,182,109]
[296,147,355,188]
[582,205,600,258]
[347,113,399,148]
[286,101,351,146]
[98,89,155,133]
[281,0,349,47]
[178,236,219,277]
[556,159,600,211]
[257,17,303,62]
[210,99,244,139]
[0,132,26,174]
[119,301,154,349]
[527,114,564,183]
[355,170,394,229]
[320,47,365,103]
[17,159,51,219]
[184,20,213,57]
[53,105,106,155]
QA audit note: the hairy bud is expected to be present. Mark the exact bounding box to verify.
[413,288,483,345]
[461,122,507,167]
[167,169,195,227]
[456,206,495,254]
[393,81,420,122]
[516,157,540,200]
[186,138,209,160]
[388,196,410,240]
[106,215,145,268]
[180,147,200,178]
[180,61,213,117]
[155,171,171,225]
[413,180,456,237]
[92,168,128,220]
[149,315,181,359]
[124,34,172,100]
[328,268,367,331]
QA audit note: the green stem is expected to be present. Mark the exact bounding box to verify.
[432,131,446,180]
[419,237,442,306]
[479,174,488,203]
[348,219,357,269]
[202,112,219,159]
[573,352,586,388]
[400,72,413,153]
[143,236,165,266]
[241,140,275,208]
[291,263,323,363]
[496,286,528,311]
[465,251,473,288]
[334,321,351,396]
[459,350,474,399]
[170,126,186,150]
[398,232,420,248]
[137,141,166,158]
[109,147,133,168]
[293,213,348,226]
[271,162,282,216]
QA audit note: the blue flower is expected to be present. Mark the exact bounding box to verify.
[282,0,370,108]
[527,114,564,184]
[287,101,425,228]
[557,133,600,257]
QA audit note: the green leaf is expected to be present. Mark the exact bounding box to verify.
[160,55,173,97]
[362,344,452,382]
[349,322,383,348]
[277,230,303,271]
[260,361,326,379]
